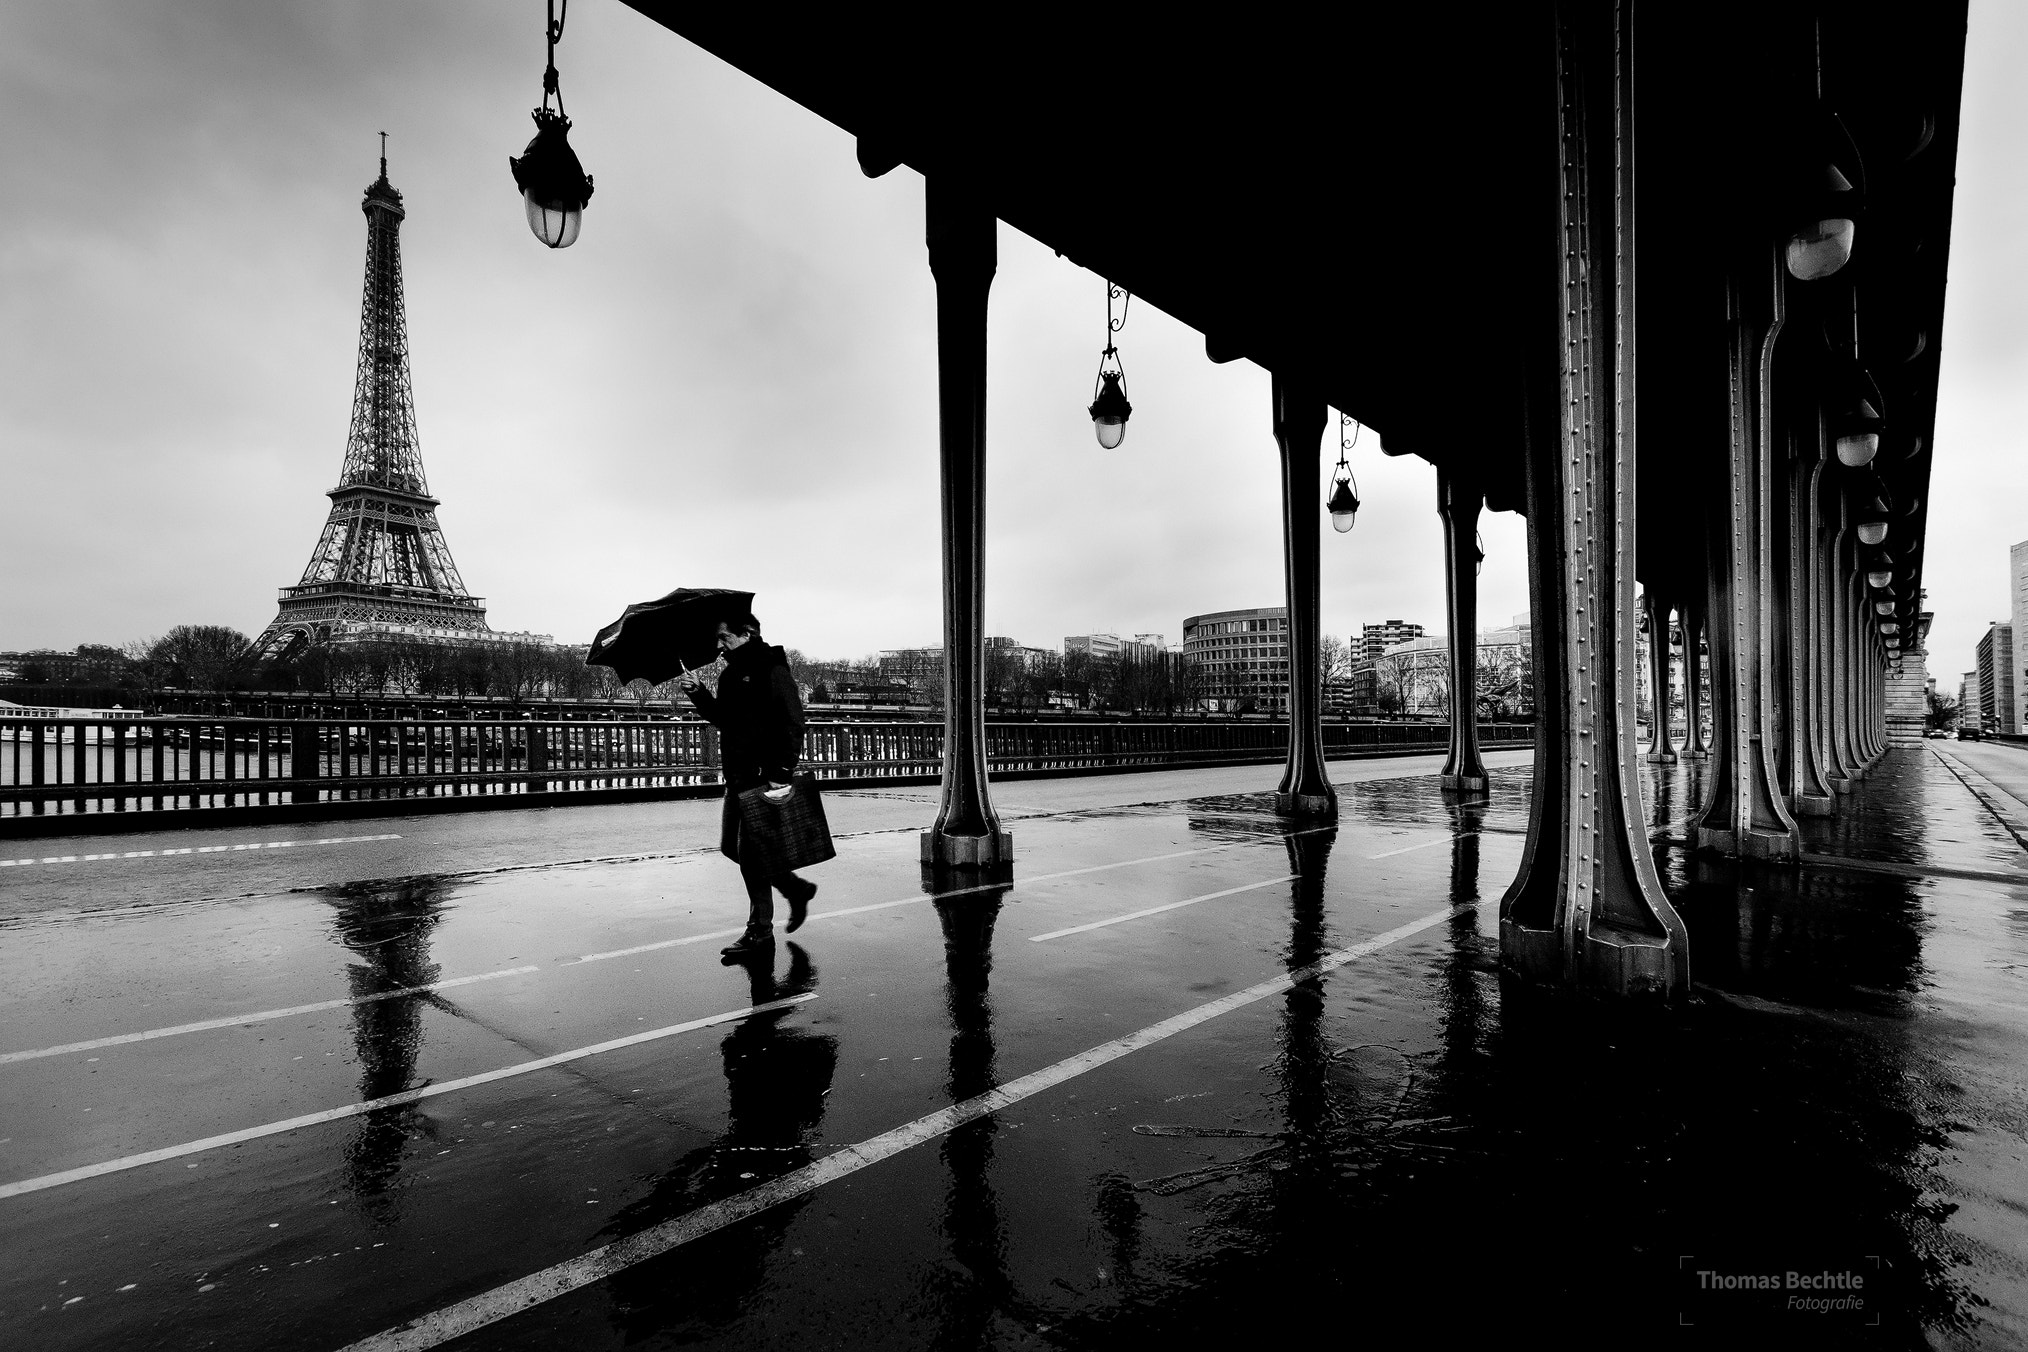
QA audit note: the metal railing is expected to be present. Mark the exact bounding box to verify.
[0,716,1529,821]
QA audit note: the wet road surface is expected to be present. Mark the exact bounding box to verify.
[2,746,2023,1348]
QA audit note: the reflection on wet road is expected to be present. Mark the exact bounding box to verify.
[1,747,2024,1347]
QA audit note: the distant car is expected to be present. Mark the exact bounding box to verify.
[1959,727,1983,741]
[1925,728,1947,738]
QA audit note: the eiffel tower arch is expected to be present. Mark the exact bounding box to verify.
[256,152,541,665]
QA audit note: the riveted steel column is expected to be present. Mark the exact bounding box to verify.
[1643,592,1676,763]
[922,177,1011,868]
[1273,374,1336,817]
[1837,535,1865,777]
[1439,468,1489,792]
[1681,593,1709,758]
[1498,0,1688,1000]
[1694,254,1799,861]
[1821,496,1854,792]
[1788,418,1836,815]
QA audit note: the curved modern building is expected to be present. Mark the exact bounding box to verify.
[1182,606,1289,712]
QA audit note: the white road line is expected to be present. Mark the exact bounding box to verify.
[1026,876,1296,942]
[0,825,1343,1065]
[0,966,543,1066]
[339,900,1471,1352]
[0,994,815,1201]
[565,836,1328,965]
[1366,832,1477,859]
[0,834,402,868]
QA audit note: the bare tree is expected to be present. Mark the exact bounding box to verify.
[148,625,255,690]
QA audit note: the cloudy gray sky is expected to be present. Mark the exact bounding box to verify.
[1,3,2019,680]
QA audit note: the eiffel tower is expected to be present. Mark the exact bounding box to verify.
[255,148,495,663]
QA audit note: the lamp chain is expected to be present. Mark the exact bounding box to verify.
[542,0,568,117]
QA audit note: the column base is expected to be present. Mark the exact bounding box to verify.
[1273,791,1338,818]
[1791,792,1835,818]
[1680,746,1710,760]
[1694,825,1800,862]
[1826,776,1853,794]
[1440,773,1489,793]
[1499,918,1682,1000]
[921,830,1014,867]
[1644,752,1679,764]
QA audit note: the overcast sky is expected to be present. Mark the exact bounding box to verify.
[1,3,2019,680]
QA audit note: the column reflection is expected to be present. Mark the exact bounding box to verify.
[931,880,1014,1348]
[1270,827,1338,1269]
[326,877,448,1222]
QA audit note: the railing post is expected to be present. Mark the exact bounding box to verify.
[72,721,87,813]
[291,721,320,805]
[528,723,549,790]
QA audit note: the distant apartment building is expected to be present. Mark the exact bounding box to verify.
[1349,616,1530,718]
[1063,633,1122,661]
[1962,669,1980,726]
[1064,633,1167,663]
[2012,541,2028,732]
[986,636,1052,669]
[1975,623,2014,733]
[1359,620,1424,663]
[0,645,129,684]
[1181,607,1289,711]
[877,646,944,691]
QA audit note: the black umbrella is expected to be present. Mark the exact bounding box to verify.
[586,587,755,685]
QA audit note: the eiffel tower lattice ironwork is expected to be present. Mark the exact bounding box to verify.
[256,150,492,663]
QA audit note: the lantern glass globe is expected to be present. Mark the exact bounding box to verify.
[524,195,581,249]
[1786,217,1856,280]
[1836,432,1879,467]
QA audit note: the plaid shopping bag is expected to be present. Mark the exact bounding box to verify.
[734,773,838,874]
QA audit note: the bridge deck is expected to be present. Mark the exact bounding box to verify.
[2,748,2023,1345]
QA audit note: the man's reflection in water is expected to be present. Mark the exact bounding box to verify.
[932,883,1015,1346]
[326,877,448,1223]
[602,943,836,1340]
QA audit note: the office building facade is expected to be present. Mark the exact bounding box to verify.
[1182,607,1290,711]
[1976,623,2014,734]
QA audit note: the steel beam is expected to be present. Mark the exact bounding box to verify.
[1499,0,1688,1000]
[1438,469,1489,792]
[1272,375,1336,818]
[922,177,1011,868]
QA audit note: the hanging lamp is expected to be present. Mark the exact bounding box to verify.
[1087,282,1133,448]
[1327,413,1361,533]
[509,0,594,248]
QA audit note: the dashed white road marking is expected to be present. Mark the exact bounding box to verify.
[0,823,1394,1065]
[1026,875,1297,942]
[1366,832,1477,859]
[0,994,815,1200]
[2,821,1473,1067]
[0,966,542,1066]
[338,900,1473,1352]
[566,834,1336,965]
[0,834,402,868]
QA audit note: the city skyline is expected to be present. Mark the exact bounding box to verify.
[3,3,2024,684]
